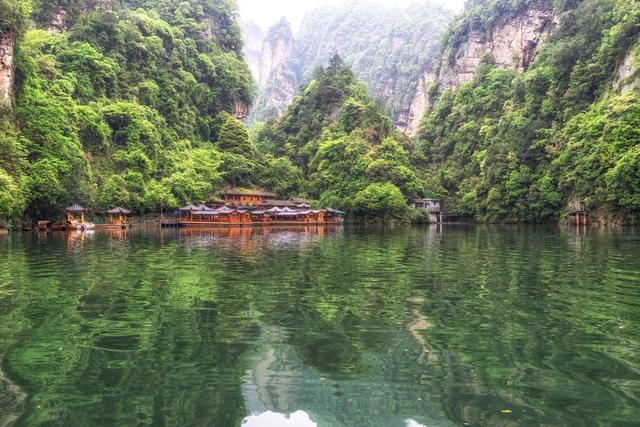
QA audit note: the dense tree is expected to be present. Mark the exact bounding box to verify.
[293,1,453,125]
[418,0,640,223]
[216,112,253,155]
[0,0,253,224]
[353,182,407,219]
[255,58,423,218]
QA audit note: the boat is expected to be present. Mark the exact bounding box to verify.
[95,207,132,230]
[79,222,95,231]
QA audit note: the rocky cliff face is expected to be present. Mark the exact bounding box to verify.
[0,32,15,107]
[258,19,297,88]
[396,70,436,136]
[437,3,555,92]
[397,2,557,136]
[44,0,114,35]
[233,99,249,119]
[46,6,68,34]
[250,18,299,122]
[614,44,640,93]
[293,2,452,134]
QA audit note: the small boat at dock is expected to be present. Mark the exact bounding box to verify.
[95,207,132,230]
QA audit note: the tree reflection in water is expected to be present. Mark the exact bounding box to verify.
[0,225,638,426]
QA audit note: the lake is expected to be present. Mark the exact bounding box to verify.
[0,225,639,426]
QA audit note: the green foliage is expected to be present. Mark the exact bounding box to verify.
[310,132,370,211]
[2,0,254,221]
[555,93,640,216]
[295,1,453,123]
[217,112,252,154]
[419,0,640,223]
[0,0,31,35]
[259,155,305,198]
[353,182,407,219]
[254,58,422,218]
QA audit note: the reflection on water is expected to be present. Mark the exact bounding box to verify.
[0,225,639,426]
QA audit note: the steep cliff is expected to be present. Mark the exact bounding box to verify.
[248,2,452,130]
[0,32,15,107]
[417,0,640,223]
[295,2,452,133]
[395,70,436,136]
[614,43,640,93]
[435,1,555,92]
[394,1,559,135]
[0,0,255,222]
[250,18,299,122]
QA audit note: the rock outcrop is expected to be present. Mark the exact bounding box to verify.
[258,18,297,88]
[46,6,68,35]
[614,45,640,93]
[0,31,15,107]
[437,3,555,92]
[233,100,249,119]
[292,2,452,134]
[396,70,436,136]
[250,18,299,122]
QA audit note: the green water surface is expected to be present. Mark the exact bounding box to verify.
[0,225,639,426]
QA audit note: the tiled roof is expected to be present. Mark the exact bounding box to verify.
[180,204,213,211]
[65,203,86,212]
[106,207,131,214]
[264,199,296,207]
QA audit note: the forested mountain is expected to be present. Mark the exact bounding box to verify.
[1,0,639,226]
[250,2,454,134]
[0,0,255,222]
[253,55,425,220]
[417,0,640,224]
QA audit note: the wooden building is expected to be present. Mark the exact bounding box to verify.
[411,198,442,223]
[64,203,95,231]
[65,203,86,223]
[223,188,277,206]
[178,205,344,227]
[178,188,344,227]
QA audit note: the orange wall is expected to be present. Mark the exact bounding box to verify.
[225,195,266,205]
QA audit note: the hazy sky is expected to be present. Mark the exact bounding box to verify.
[238,0,467,32]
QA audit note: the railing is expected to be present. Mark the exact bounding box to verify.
[179,216,344,225]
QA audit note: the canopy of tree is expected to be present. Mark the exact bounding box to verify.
[0,0,254,222]
[253,55,425,220]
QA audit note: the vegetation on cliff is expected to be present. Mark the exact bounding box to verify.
[0,0,254,223]
[419,0,640,223]
[2,0,640,225]
[254,55,423,220]
[251,1,453,127]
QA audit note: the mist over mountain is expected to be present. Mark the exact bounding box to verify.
[247,1,454,134]
[240,20,264,79]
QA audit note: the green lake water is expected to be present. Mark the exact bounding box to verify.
[0,225,639,426]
